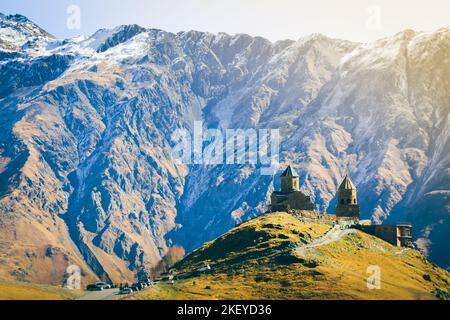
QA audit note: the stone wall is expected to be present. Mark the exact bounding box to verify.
[289,210,337,225]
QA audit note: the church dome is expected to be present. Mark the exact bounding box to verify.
[339,174,356,190]
[281,165,298,177]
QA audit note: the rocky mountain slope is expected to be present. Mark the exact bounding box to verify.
[0,13,449,284]
[131,212,450,300]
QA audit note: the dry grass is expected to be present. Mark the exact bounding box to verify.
[129,212,450,300]
[175,212,330,272]
[0,281,84,300]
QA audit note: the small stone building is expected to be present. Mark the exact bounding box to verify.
[270,166,314,212]
[361,223,413,247]
[335,174,360,221]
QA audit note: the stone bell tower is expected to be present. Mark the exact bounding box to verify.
[281,165,300,193]
[336,174,360,221]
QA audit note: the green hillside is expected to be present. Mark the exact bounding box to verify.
[130,212,450,300]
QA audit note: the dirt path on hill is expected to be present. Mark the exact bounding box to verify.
[296,225,356,256]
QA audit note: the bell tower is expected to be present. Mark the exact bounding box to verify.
[280,165,300,193]
[336,174,360,220]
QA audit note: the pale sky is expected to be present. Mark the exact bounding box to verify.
[1,0,450,42]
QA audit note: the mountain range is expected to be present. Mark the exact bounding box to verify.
[0,13,449,284]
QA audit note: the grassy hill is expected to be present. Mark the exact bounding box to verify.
[0,281,84,300]
[130,212,450,300]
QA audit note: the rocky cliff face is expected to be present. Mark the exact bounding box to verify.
[0,13,448,283]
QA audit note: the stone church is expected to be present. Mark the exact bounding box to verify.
[335,174,360,221]
[270,166,412,247]
[270,166,360,221]
[270,166,314,212]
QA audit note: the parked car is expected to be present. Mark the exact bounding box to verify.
[197,264,211,273]
[161,275,172,281]
[86,283,104,291]
[95,282,111,289]
[138,282,148,289]
[119,287,133,295]
[139,278,153,286]
[130,283,142,291]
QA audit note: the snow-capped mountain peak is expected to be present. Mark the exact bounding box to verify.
[83,24,147,53]
[0,13,53,53]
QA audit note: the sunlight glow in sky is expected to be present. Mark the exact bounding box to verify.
[1,0,450,42]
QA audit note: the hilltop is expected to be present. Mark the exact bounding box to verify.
[130,212,450,300]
